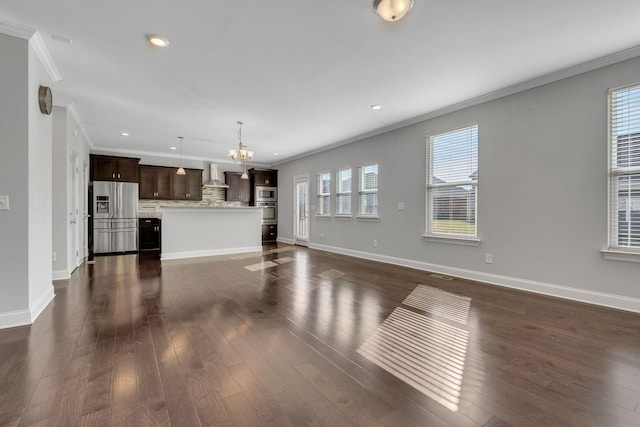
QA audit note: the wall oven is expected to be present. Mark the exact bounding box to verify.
[256,186,277,202]
[256,201,277,224]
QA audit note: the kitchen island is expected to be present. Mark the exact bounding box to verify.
[160,207,263,260]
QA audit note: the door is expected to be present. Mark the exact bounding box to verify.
[69,151,81,269]
[82,161,89,259]
[294,176,309,246]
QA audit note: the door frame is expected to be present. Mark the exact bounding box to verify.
[293,174,309,246]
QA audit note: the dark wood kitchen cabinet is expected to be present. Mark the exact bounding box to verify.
[139,165,173,199]
[249,168,277,187]
[91,155,139,182]
[173,168,203,200]
[262,224,277,242]
[224,171,250,202]
[139,218,161,252]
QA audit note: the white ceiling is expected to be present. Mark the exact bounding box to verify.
[2,1,640,166]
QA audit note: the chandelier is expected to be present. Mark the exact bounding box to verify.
[228,121,253,179]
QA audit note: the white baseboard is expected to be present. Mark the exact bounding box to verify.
[0,287,55,329]
[277,237,295,245]
[30,287,55,323]
[0,309,32,329]
[52,269,71,281]
[309,243,640,314]
[161,246,263,261]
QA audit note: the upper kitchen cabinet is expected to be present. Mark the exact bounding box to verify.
[224,172,250,202]
[173,168,203,200]
[139,165,173,199]
[249,168,277,187]
[91,155,140,182]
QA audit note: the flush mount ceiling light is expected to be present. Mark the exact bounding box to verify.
[228,121,254,179]
[146,34,169,47]
[371,104,382,110]
[373,0,413,21]
[120,132,130,137]
[176,136,186,175]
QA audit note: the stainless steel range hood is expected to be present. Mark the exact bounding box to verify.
[203,164,229,188]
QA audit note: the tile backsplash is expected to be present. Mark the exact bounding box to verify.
[138,187,247,217]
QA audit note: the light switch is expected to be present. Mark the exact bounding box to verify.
[397,202,405,211]
[0,195,8,211]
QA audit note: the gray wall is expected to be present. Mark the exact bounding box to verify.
[0,33,55,327]
[276,55,640,311]
[0,34,30,315]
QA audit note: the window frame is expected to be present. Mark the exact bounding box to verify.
[316,171,331,217]
[424,124,479,245]
[603,82,640,262]
[358,163,379,219]
[335,167,353,217]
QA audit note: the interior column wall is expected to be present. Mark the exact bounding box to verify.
[0,34,31,324]
[27,40,55,319]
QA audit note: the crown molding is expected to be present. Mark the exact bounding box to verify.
[0,20,61,82]
[0,19,36,39]
[67,103,93,147]
[273,44,640,166]
[29,31,61,82]
[89,145,271,167]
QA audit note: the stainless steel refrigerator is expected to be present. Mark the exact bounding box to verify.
[93,181,139,253]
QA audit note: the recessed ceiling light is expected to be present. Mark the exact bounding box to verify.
[170,146,177,150]
[120,132,130,137]
[371,104,382,110]
[273,152,279,156]
[147,34,169,48]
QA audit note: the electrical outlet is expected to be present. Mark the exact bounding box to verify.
[320,233,325,239]
[0,195,8,211]
[397,202,405,211]
[485,253,493,264]
[373,240,378,247]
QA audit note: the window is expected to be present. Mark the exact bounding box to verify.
[317,172,331,216]
[359,163,379,217]
[608,84,640,252]
[426,125,478,239]
[336,168,352,216]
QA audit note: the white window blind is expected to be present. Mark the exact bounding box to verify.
[426,125,478,237]
[336,168,352,216]
[608,84,640,251]
[317,172,331,216]
[359,163,379,216]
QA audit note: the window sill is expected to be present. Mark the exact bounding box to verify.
[356,215,380,222]
[422,234,480,246]
[315,215,331,219]
[334,215,353,220]
[601,249,640,263]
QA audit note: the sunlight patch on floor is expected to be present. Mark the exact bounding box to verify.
[403,285,471,325]
[358,307,468,412]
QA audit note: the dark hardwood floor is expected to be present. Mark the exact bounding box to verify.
[1,244,639,426]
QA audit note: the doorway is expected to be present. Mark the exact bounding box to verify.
[294,175,309,246]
